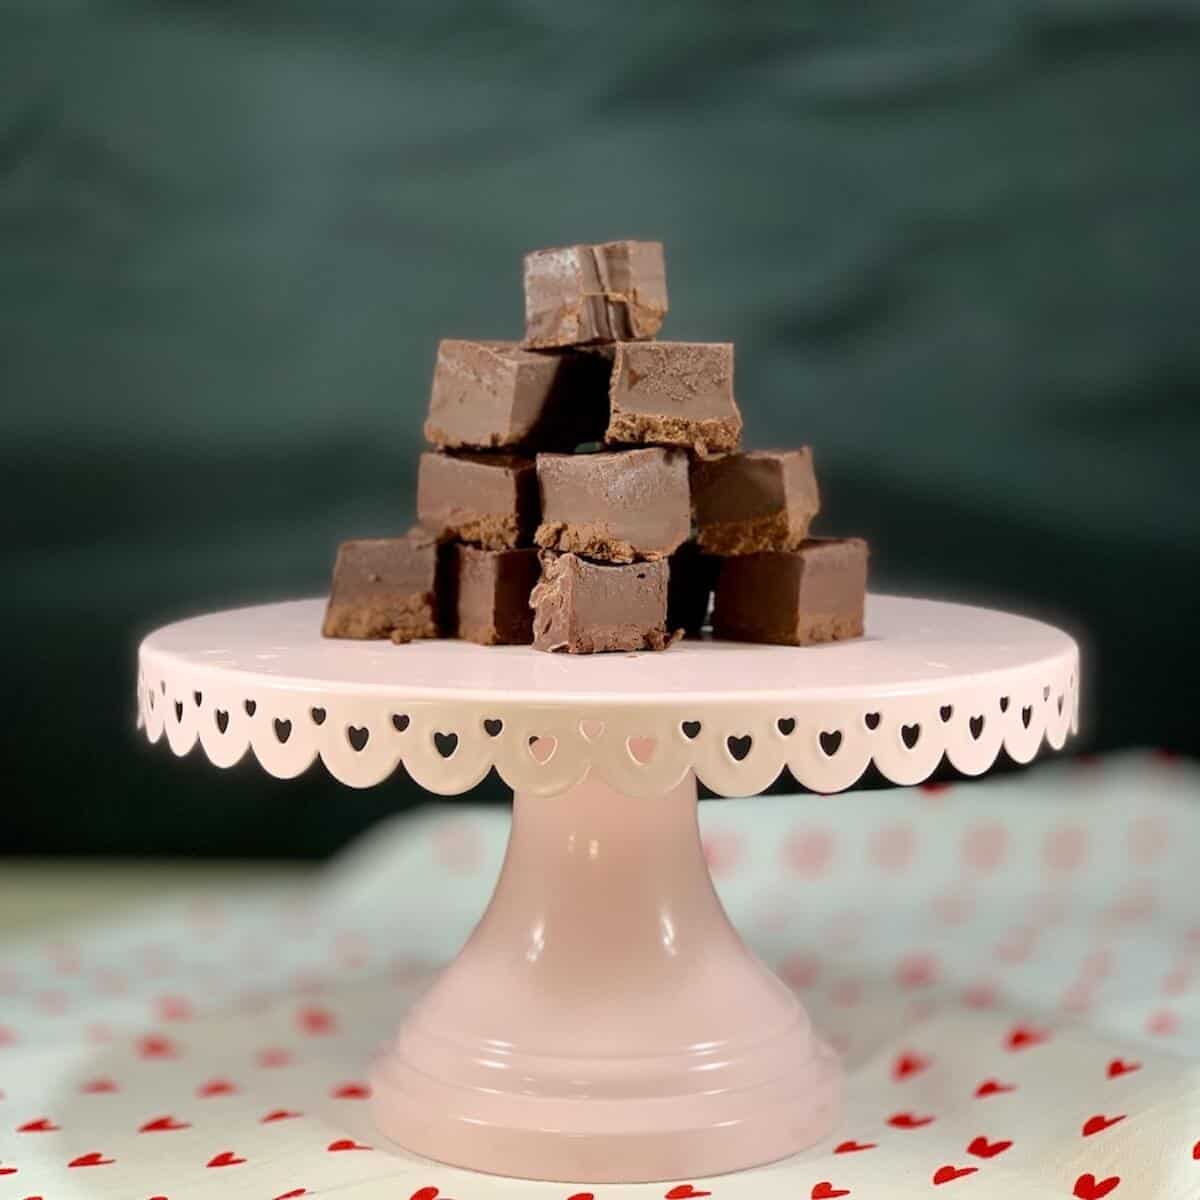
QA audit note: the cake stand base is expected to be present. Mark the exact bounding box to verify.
[370,767,840,1183]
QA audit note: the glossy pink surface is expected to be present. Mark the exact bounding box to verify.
[370,769,840,1181]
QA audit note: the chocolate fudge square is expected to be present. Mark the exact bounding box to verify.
[535,446,690,563]
[417,451,539,550]
[607,341,741,457]
[449,544,541,645]
[322,533,442,643]
[667,541,720,637]
[424,339,610,453]
[523,240,668,349]
[692,448,820,556]
[531,552,673,654]
[712,538,868,646]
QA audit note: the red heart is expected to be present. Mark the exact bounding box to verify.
[974,1079,1015,1098]
[933,1165,978,1185]
[262,1109,302,1123]
[1082,1113,1125,1137]
[257,1047,292,1068]
[297,1006,335,1035]
[332,1082,371,1099]
[666,1188,712,1199]
[834,1140,876,1154]
[68,1152,115,1167]
[567,1194,595,1200]
[1106,1059,1140,1078]
[80,1077,118,1094]
[137,1034,177,1059]
[17,1118,59,1132]
[887,1111,934,1129]
[275,1191,308,1199]
[1192,1140,1199,1160]
[410,1189,441,1200]
[327,1138,372,1152]
[892,1051,929,1081]
[1073,1174,1120,1199]
[157,995,193,1022]
[967,1135,1012,1158]
[0,1165,17,1176]
[1005,1023,1048,1050]
[139,1115,190,1132]
[197,1078,236,1097]
[206,1151,246,1167]
[812,1184,850,1199]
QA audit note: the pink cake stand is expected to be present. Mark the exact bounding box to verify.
[137,593,1079,1184]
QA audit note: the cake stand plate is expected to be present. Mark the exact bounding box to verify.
[137,594,1079,1183]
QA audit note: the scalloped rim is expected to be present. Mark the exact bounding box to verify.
[137,649,1079,797]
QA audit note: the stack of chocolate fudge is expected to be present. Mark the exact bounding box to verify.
[322,239,869,654]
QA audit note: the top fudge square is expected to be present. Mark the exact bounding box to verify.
[523,240,668,348]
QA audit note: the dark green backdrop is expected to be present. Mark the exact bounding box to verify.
[3,2,1198,857]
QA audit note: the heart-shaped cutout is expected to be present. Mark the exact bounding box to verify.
[392,713,410,732]
[347,726,369,752]
[969,715,985,740]
[174,700,183,722]
[864,711,881,730]
[483,718,503,737]
[579,718,604,741]
[901,723,920,749]
[727,734,752,761]
[274,718,292,743]
[1021,705,1033,728]
[680,720,701,739]
[244,699,257,717]
[194,690,202,706]
[310,706,326,725]
[529,736,557,764]
[433,731,457,758]
[933,1165,977,1185]
[939,705,953,722]
[999,695,1009,712]
[1057,694,1065,714]
[215,709,230,733]
[627,736,656,764]
[819,730,842,756]
[777,717,796,736]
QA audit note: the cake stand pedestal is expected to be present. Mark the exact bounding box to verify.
[138,594,1079,1183]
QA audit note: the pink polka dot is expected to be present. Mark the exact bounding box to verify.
[961,823,1007,874]
[702,830,743,877]
[869,824,916,873]
[783,829,835,879]
[778,952,821,990]
[1043,826,1087,874]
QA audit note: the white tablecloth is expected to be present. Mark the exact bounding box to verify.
[0,752,1197,1199]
